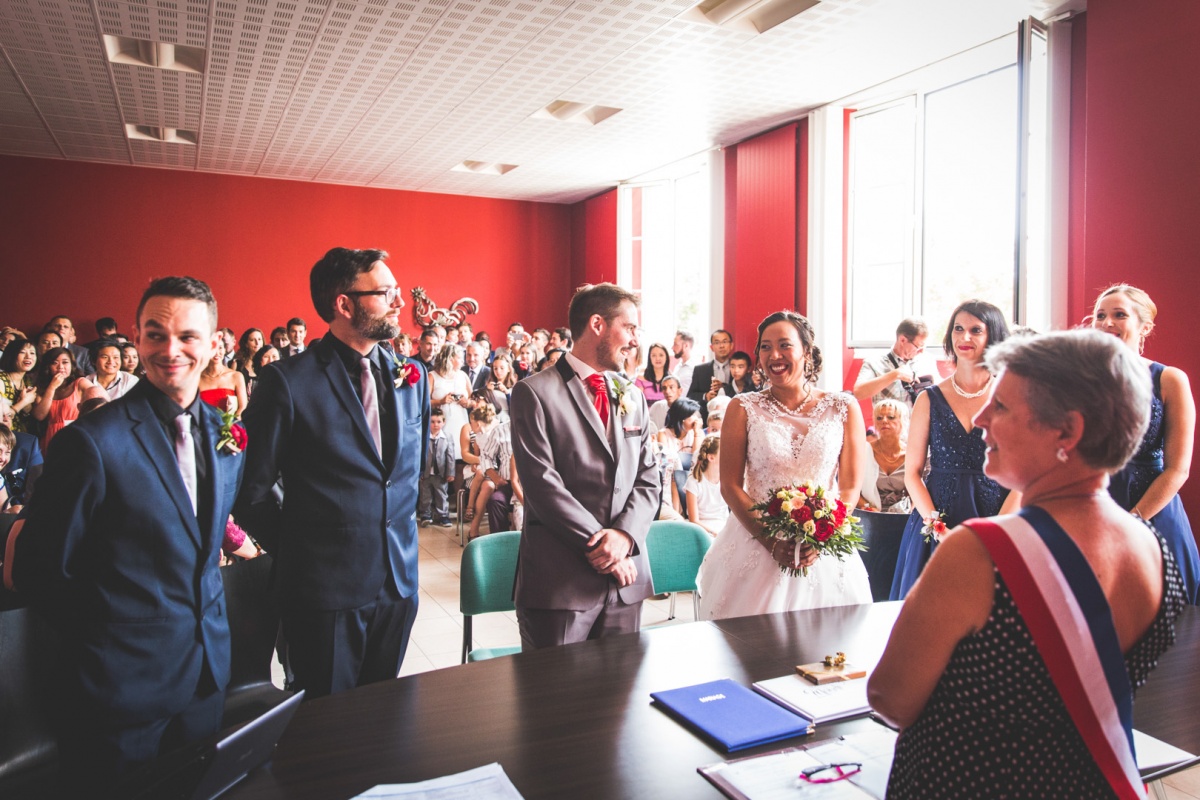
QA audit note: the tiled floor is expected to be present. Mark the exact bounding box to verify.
[271,525,1200,797]
[400,523,697,675]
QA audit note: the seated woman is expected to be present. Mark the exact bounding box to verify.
[465,404,500,539]
[858,398,911,513]
[119,341,143,378]
[657,397,704,512]
[31,347,104,452]
[483,352,516,417]
[245,343,280,396]
[234,327,264,372]
[684,435,727,535]
[636,343,671,404]
[0,337,39,434]
[199,337,249,415]
[869,330,1185,799]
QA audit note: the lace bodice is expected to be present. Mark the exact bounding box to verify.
[739,391,850,501]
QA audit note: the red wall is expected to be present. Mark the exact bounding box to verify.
[1074,0,1200,514]
[570,188,618,291]
[722,122,806,350]
[0,156,574,341]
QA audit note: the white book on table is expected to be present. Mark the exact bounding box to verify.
[752,674,871,724]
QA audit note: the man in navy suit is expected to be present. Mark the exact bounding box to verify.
[462,341,491,392]
[14,277,244,790]
[237,247,428,698]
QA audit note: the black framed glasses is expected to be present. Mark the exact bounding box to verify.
[345,288,402,304]
[798,762,862,784]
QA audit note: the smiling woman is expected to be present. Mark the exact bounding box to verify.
[869,329,1185,800]
[889,299,1014,600]
[1091,284,1200,603]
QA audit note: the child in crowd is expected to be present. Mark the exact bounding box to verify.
[684,435,727,535]
[706,395,730,434]
[724,351,757,395]
[419,408,455,527]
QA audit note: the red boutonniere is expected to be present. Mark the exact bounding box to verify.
[216,410,247,455]
[385,349,421,388]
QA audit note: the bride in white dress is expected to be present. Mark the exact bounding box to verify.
[697,311,873,619]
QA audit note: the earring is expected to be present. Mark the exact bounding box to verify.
[1056,447,1069,463]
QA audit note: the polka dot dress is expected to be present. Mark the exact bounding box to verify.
[887,533,1185,799]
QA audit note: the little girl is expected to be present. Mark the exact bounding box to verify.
[684,435,727,535]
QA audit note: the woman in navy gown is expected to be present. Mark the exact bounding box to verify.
[1092,284,1200,603]
[889,300,1015,600]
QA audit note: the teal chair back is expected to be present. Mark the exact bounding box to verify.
[459,530,522,663]
[645,520,712,620]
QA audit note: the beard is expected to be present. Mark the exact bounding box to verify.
[351,303,400,342]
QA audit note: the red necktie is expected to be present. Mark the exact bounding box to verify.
[584,373,610,428]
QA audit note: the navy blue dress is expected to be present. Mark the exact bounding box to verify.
[1108,361,1200,604]
[889,386,1007,600]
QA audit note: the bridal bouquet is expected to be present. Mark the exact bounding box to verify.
[751,482,866,577]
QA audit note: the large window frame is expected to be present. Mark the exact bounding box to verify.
[845,19,1064,348]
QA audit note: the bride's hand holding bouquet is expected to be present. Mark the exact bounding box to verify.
[751,481,867,577]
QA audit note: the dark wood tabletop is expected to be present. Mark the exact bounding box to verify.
[226,602,1200,799]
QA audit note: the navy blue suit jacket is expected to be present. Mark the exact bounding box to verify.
[14,382,243,723]
[236,335,429,612]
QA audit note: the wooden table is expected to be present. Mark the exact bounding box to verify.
[226,603,1200,799]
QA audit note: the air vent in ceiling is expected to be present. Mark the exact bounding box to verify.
[452,161,518,176]
[532,101,623,126]
[682,0,821,34]
[125,125,198,145]
[103,36,205,74]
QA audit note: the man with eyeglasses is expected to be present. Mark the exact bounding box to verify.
[853,317,930,408]
[237,247,429,697]
[687,329,734,424]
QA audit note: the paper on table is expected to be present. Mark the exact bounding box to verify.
[1134,729,1196,771]
[352,763,525,800]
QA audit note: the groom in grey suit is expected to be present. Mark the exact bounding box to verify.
[511,283,660,649]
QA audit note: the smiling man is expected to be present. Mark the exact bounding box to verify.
[15,277,244,791]
[237,247,429,697]
[510,283,659,650]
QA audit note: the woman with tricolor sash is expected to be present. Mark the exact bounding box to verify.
[870,329,1185,799]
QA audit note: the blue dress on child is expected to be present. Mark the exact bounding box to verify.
[1107,361,1200,604]
[889,386,1008,600]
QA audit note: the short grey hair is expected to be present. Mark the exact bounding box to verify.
[984,329,1150,472]
[465,341,487,356]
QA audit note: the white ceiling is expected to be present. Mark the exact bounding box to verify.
[0,0,1061,204]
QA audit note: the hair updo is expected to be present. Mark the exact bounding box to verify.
[755,310,822,384]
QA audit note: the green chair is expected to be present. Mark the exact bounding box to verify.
[645,520,713,620]
[459,530,522,663]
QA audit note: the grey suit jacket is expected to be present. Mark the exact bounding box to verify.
[511,356,659,610]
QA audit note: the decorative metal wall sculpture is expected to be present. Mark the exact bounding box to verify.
[410,286,480,328]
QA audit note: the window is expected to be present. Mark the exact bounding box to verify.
[617,153,715,352]
[847,22,1057,347]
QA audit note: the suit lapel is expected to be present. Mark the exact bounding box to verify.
[199,402,231,549]
[126,393,203,549]
[554,357,613,460]
[318,340,384,468]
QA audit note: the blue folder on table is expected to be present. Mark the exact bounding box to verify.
[651,678,815,752]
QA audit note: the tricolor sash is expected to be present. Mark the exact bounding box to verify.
[968,507,1144,800]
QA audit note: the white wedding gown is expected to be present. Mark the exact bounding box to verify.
[697,391,872,620]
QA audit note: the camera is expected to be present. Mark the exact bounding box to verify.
[906,375,935,403]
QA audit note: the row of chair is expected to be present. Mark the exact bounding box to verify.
[458,511,906,662]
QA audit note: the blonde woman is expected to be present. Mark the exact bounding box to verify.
[1091,284,1199,602]
[859,399,911,513]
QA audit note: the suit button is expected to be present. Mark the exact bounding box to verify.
[386,480,392,488]
[614,486,621,494]
[386,519,392,526]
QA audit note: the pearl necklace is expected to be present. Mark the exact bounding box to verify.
[949,374,992,399]
[764,387,813,418]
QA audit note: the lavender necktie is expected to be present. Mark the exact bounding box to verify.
[360,356,383,458]
[174,413,198,515]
